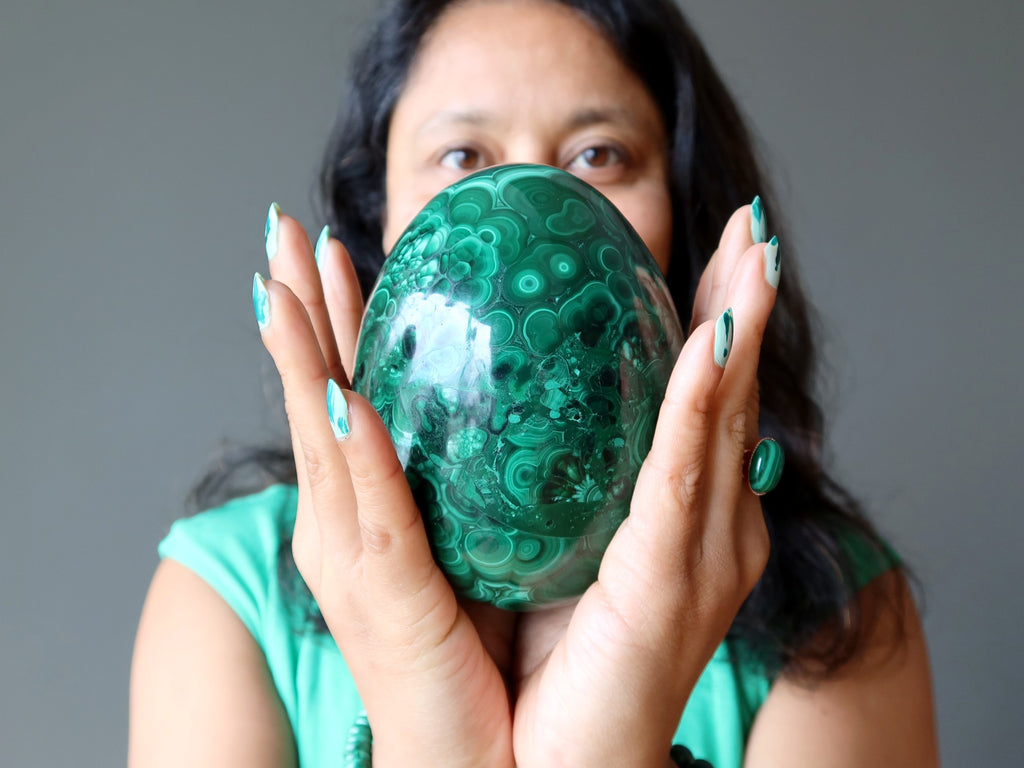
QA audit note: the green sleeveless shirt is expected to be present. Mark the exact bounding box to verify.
[159,484,896,768]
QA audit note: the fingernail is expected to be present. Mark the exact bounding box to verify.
[314,225,330,270]
[750,196,766,244]
[763,236,780,289]
[265,202,281,260]
[326,379,351,441]
[253,272,270,330]
[714,308,734,368]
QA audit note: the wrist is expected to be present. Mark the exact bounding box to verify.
[351,708,515,768]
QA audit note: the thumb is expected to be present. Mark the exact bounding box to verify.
[326,381,442,596]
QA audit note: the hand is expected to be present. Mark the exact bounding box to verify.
[510,203,779,768]
[255,209,515,768]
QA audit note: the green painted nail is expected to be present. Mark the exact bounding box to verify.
[764,236,780,289]
[252,272,270,330]
[714,308,734,368]
[265,202,281,260]
[314,225,330,270]
[748,437,784,495]
[750,196,767,244]
[326,379,351,441]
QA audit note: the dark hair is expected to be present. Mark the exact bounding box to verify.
[194,0,907,678]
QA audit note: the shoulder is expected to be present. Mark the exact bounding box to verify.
[130,494,301,767]
[157,484,301,641]
[744,570,939,766]
[835,522,902,591]
[132,485,363,766]
[159,483,298,563]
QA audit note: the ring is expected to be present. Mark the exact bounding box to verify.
[743,437,784,496]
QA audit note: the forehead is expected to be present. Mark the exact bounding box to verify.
[397,0,658,122]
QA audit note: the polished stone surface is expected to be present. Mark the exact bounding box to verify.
[747,438,785,496]
[352,164,683,609]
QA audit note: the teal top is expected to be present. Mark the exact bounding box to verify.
[158,484,897,768]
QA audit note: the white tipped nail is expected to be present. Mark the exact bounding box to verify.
[714,308,734,369]
[252,273,270,330]
[265,202,281,261]
[750,196,766,244]
[314,225,330,270]
[327,379,351,441]
[763,236,780,289]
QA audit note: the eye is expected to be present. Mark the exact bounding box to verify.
[440,146,486,171]
[567,144,625,171]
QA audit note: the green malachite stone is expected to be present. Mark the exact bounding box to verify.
[352,164,683,609]
[748,438,784,496]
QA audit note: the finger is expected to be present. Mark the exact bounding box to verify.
[717,238,780,425]
[594,315,727,619]
[462,600,518,681]
[318,233,365,379]
[255,273,359,552]
[739,234,779,443]
[329,387,442,599]
[621,317,725,549]
[264,204,345,384]
[688,248,717,335]
[257,212,320,570]
[691,201,760,331]
[289,479,322,587]
[705,239,781,534]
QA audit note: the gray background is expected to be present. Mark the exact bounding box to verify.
[1,0,1020,764]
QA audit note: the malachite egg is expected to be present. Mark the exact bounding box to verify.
[351,164,684,610]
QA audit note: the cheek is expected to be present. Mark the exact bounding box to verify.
[381,126,431,254]
[381,190,423,255]
[381,205,401,255]
[615,194,673,275]
[643,212,673,276]
[381,176,406,255]
[382,168,451,254]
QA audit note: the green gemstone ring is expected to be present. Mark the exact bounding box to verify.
[745,437,784,496]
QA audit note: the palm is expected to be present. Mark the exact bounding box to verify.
[509,519,698,767]
[458,598,519,690]
[509,453,762,767]
[512,589,621,763]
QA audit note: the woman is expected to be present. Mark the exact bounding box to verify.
[129,1,939,766]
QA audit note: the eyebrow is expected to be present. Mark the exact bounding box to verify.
[418,106,660,138]
[418,109,494,134]
[566,106,648,132]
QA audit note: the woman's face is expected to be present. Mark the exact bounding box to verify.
[382,0,673,273]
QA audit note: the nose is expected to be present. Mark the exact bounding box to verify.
[502,138,558,169]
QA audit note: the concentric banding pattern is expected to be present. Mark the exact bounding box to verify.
[352,164,683,609]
